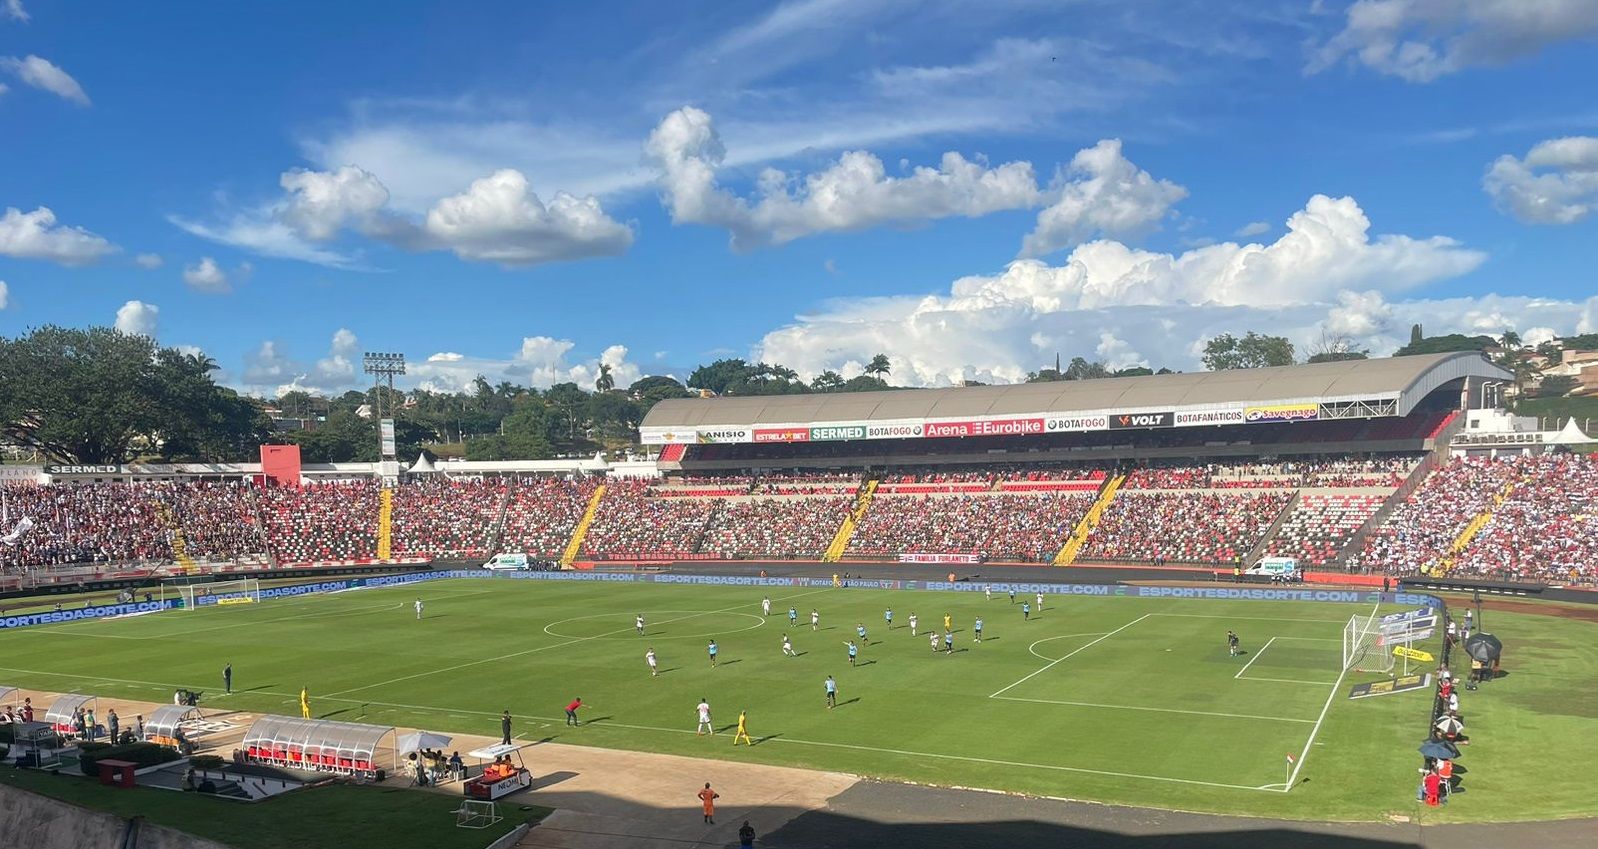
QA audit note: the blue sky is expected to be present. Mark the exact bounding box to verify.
[3,0,1597,394]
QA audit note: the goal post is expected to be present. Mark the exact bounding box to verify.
[164,578,262,610]
[1342,613,1393,673]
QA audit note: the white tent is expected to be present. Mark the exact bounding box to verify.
[1548,418,1596,445]
[396,730,452,753]
[408,453,439,474]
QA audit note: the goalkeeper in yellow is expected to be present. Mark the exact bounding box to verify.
[732,709,752,746]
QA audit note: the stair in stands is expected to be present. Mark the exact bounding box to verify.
[1053,473,1125,566]
[1437,478,1516,575]
[1241,490,1301,566]
[376,487,394,560]
[561,484,607,567]
[156,501,199,573]
[823,479,878,563]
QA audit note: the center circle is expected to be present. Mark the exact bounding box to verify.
[543,610,767,640]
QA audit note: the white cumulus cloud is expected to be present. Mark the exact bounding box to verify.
[1,55,89,105]
[114,300,159,337]
[3,1,28,23]
[1308,0,1598,82]
[242,329,366,397]
[134,253,163,269]
[1235,221,1270,237]
[0,280,8,310]
[647,106,1043,251]
[410,338,642,393]
[0,206,117,265]
[423,169,634,266]
[1020,139,1187,258]
[182,257,230,293]
[755,194,1491,385]
[177,164,632,269]
[1483,136,1598,224]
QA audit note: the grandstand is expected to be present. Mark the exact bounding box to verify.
[5,351,1596,587]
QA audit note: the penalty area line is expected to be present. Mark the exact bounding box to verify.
[1279,595,1378,791]
[1234,636,1277,679]
[990,614,1150,699]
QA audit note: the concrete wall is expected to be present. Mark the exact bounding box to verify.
[0,780,232,849]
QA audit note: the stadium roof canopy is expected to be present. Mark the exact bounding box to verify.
[639,352,1510,445]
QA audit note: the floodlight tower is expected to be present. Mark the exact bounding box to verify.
[362,352,406,470]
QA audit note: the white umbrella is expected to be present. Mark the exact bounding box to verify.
[397,731,453,753]
[1434,716,1464,736]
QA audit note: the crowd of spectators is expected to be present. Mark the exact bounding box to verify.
[580,480,720,559]
[167,481,269,562]
[257,481,380,563]
[390,478,506,559]
[1349,457,1531,576]
[1262,494,1384,567]
[1447,455,1598,583]
[498,477,599,557]
[845,493,1094,561]
[0,482,172,569]
[699,496,854,558]
[1124,457,1416,490]
[1080,492,1293,564]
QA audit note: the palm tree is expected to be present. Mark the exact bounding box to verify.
[596,363,615,393]
[865,353,891,379]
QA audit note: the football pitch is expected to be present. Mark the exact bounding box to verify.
[0,578,1456,819]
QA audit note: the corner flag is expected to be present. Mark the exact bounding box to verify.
[1285,753,1296,764]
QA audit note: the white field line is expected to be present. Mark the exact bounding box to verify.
[1241,677,1340,686]
[1234,636,1278,679]
[1025,633,1110,662]
[1280,595,1381,791]
[322,587,831,698]
[990,695,1315,724]
[1149,613,1346,623]
[989,614,1151,699]
[291,698,1285,793]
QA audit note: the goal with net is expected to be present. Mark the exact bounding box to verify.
[1342,613,1393,673]
[163,578,262,610]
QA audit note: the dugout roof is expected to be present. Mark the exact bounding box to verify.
[639,352,1509,445]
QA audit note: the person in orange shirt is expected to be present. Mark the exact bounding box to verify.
[697,782,719,824]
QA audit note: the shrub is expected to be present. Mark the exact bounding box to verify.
[190,754,225,770]
[78,742,181,776]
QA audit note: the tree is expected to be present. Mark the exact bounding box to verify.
[1112,366,1154,377]
[1394,333,1496,357]
[811,370,846,392]
[1026,367,1065,382]
[0,326,267,463]
[595,363,615,393]
[841,374,890,392]
[1535,374,1578,398]
[1410,324,1424,346]
[628,375,691,414]
[1499,329,1522,350]
[1201,332,1296,371]
[1305,331,1370,364]
[865,353,892,379]
[1063,357,1111,381]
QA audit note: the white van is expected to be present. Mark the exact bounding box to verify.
[1246,557,1301,582]
[484,553,531,571]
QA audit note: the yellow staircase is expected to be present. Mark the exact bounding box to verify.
[561,484,607,568]
[157,502,198,573]
[1054,473,1125,566]
[376,487,394,560]
[1435,479,1515,575]
[823,479,878,563]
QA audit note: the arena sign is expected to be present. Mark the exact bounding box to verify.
[44,464,123,475]
[753,427,810,443]
[923,417,1045,438]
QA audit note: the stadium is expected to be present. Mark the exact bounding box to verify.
[3,348,1596,849]
[7,5,1598,848]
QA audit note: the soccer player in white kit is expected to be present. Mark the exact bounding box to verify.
[646,648,658,677]
[985,586,992,602]
[929,631,940,652]
[782,635,797,657]
[762,596,772,617]
[414,599,424,620]
[909,612,919,636]
[636,614,645,635]
[810,609,819,631]
[1036,592,1044,611]
[696,699,713,736]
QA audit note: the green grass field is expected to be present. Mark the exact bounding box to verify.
[2,578,1591,823]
